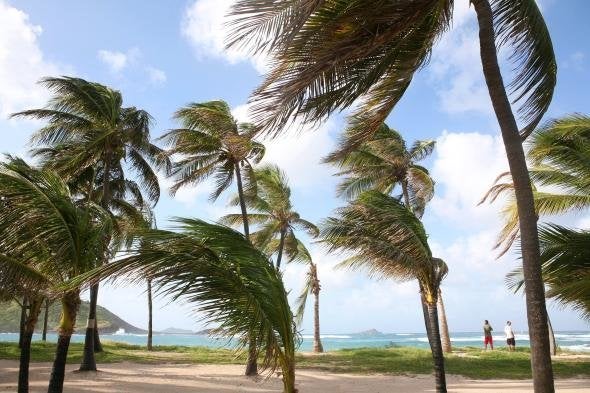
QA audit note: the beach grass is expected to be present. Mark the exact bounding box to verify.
[1,341,588,379]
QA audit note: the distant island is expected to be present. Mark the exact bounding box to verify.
[352,329,385,337]
[159,327,195,335]
[0,300,146,334]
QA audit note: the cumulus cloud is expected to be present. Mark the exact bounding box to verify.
[97,47,140,73]
[0,0,65,117]
[145,66,167,85]
[181,0,268,74]
[429,131,508,229]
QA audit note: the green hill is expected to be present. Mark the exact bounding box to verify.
[0,300,146,334]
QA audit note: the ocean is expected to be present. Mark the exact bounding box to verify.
[1,331,589,352]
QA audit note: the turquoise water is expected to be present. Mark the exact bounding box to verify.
[1,331,589,352]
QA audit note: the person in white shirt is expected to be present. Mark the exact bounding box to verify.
[504,321,516,351]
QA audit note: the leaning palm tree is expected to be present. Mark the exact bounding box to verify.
[228,2,557,389]
[161,100,264,375]
[11,76,168,372]
[481,114,590,255]
[69,218,297,393]
[325,121,451,350]
[0,158,108,393]
[324,122,435,216]
[221,164,319,270]
[321,191,448,392]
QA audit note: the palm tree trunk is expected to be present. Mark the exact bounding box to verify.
[437,289,452,353]
[313,290,324,353]
[401,180,412,212]
[547,316,557,356]
[48,293,79,393]
[234,163,250,239]
[421,296,447,393]
[471,1,554,391]
[42,299,50,341]
[276,228,287,270]
[18,296,28,349]
[94,317,102,352]
[147,279,153,351]
[235,162,258,376]
[79,284,98,371]
[18,298,42,393]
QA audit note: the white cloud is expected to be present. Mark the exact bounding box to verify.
[233,104,338,190]
[563,51,585,71]
[0,0,65,117]
[430,131,508,229]
[181,0,269,74]
[145,66,167,85]
[97,47,140,73]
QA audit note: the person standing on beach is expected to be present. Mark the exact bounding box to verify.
[483,320,494,350]
[505,321,516,351]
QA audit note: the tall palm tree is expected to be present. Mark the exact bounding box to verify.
[0,158,109,393]
[481,114,590,255]
[293,246,324,353]
[228,2,557,390]
[324,121,435,216]
[221,164,319,270]
[11,76,168,371]
[325,121,450,348]
[69,218,298,393]
[321,191,448,392]
[161,100,264,375]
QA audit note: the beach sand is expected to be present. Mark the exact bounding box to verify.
[1,360,588,392]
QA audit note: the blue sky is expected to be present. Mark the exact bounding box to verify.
[1,0,589,334]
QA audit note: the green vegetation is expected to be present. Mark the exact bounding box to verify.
[0,342,588,380]
[0,300,145,334]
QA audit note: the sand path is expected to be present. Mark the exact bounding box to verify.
[1,360,588,392]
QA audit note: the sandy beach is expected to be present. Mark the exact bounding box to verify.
[1,360,588,392]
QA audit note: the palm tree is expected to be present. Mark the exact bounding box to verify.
[321,191,448,392]
[507,224,590,322]
[161,100,264,375]
[161,100,265,238]
[324,121,435,216]
[325,121,451,349]
[293,247,324,353]
[11,76,168,371]
[481,114,590,255]
[228,2,557,390]
[69,218,298,393]
[221,164,319,270]
[0,158,109,393]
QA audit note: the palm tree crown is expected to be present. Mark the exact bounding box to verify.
[325,121,435,216]
[221,164,319,269]
[481,114,590,255]
[161,100,265,201]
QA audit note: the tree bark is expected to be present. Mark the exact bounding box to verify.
[421,297,447,393]
[42,299,50,342]
[235,162,258,376]
[276,228,287,270]
[471,1,554,391]
[437,289,452,353]
[147,279,153,351]
[47,334,72,393]
[19,296,28,349]
[94,317,102,352]
[18,298,42,393]
[48,293,79,393]
[313,290,324,353]
[547,316,557,356]
[401,179,412,212]
[79,284,98,371]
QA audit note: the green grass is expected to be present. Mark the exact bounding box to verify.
[1,342,589,379]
